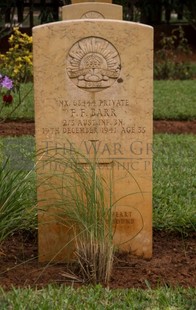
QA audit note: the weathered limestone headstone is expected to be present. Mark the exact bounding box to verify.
[34,19,153,262]
[62,3,122,20]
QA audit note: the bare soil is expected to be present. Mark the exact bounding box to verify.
[0,120,195,136]
[0,231,195,290]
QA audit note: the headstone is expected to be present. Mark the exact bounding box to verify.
[33,19,153,262]
[62,3,122,20]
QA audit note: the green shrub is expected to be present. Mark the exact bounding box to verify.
[0,28,33,121]
[154,26,194,80]
[0,28,32,85]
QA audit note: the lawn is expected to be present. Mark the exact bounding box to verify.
[153,134,196,232]
[0,285,195,309]
[154,80,196,120]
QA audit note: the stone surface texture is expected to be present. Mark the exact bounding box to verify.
[33,20,153,262]
[62,3,122,20]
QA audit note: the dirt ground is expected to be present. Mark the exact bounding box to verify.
[0,231,195,290]
[0,120,195,136]
[0,120,195,290]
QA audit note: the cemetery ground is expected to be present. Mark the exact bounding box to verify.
[0,80,195,308]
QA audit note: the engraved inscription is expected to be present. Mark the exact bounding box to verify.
[54,98,146,135]
[56,98,129,108]
[42,94,149,136]
[113,211,134,225]
[67,37,121,92]
[81,11,105,19]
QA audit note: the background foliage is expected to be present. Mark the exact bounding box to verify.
[0,0,196,28]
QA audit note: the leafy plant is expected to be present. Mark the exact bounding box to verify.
[0,28,33,121]
[0,28,32,84]
[154,26,194,80]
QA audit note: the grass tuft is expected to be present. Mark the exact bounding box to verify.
[38,146,114,285]
[0,158,37,244]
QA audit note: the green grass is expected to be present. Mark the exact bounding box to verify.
[0,136,35,169]
[0,80,195,121]
[0,134,195,234]
[153,134,196,232]
[0,136,37,241]
[0,285,195,309]
[154,80,196,120]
